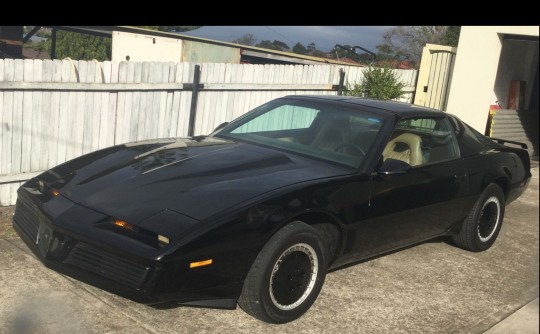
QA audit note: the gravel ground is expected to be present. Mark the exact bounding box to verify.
[0,206,15,239]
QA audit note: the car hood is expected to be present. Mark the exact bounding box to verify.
[45,137,351,223]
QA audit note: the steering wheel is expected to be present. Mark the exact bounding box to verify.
[334,143,366,156]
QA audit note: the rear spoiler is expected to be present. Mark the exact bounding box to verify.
[490,137,528,149]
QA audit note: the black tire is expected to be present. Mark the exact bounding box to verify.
[238,221,328,324]
[314,223,340,265]
[453,183,505,252]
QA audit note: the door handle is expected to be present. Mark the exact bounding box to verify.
[453,173,467,182]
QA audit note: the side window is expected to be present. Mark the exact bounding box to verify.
[424,118,460,164]
[384,117,459,167]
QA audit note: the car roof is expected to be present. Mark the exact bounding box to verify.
[283,95,446,119]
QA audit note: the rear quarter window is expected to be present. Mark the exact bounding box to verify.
[448,115,496,157]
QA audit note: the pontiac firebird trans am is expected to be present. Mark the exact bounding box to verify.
[13,96,531,323]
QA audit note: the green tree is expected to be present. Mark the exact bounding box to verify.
[25,40,48,52]
[440,26,461,47]
[292,42,308,55]
[306,43,326,57]
[293,42,326,57]
[232,34,257,46]
[357,53,376,64]
[36,29,51,38]
[310,49,326,58]
[256,40,289,51]
[256,40,273,49]
[271,40,289,51]
[344,67,404,100]
[376,26,450,67]
[50,31,111,61]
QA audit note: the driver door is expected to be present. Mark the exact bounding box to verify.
[350,116,470,260]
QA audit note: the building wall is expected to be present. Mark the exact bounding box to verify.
[182,40,240,63]
[111,31,241,64]
[445,26,539,132]
[112,31,182,62]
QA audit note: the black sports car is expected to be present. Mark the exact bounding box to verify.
[13,96,531,323]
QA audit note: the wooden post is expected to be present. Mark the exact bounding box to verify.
[337,68,345,95]
[188,65,201,137]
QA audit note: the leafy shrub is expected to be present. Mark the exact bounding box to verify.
[344,66,405,100]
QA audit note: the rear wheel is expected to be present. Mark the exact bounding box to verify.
[238,221,328,323]
[453,183,505,252]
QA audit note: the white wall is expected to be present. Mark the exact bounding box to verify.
[112,32,242,64]
[445,26,539,131]
[112,31,182,62]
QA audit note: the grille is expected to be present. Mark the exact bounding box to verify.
[65,243,150,290]
[13,197,42,243]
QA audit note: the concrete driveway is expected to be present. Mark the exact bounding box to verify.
[0,168,538,334]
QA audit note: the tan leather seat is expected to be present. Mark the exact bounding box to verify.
[382,133,423,166]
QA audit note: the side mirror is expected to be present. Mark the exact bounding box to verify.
[378,158,411,176]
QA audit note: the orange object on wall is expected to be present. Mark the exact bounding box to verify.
[485,104,501,136]
[507,80,525,110]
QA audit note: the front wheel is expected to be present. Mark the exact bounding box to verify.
[453,183,505,252]
[238,221,328,323]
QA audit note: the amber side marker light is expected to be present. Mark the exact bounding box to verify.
[114,219,134,231]
[52,190,60,196]
[189,259,213,269]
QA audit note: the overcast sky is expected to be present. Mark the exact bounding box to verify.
[180,26,391,53]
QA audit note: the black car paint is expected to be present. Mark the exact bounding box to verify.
[13,96,531,308]
[56,138,352,223]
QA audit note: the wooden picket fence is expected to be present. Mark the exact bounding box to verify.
[0,58,417,205]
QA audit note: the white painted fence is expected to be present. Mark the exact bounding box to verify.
[0,59,417,205]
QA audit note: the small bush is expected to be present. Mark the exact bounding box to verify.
[344,66,405,100]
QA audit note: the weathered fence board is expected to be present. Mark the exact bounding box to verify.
[0,59,9,203]
[10,60,24,202]
[1,59,417,205]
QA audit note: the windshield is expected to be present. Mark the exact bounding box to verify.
[216,99,386,168]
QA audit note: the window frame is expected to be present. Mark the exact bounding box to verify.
[390,116,461,167]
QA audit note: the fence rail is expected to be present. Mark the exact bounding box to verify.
[0,58,417,205]
[0,82,340,91]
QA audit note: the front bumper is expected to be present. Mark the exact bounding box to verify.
[13,188,159,301]
[12,186,240,308]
